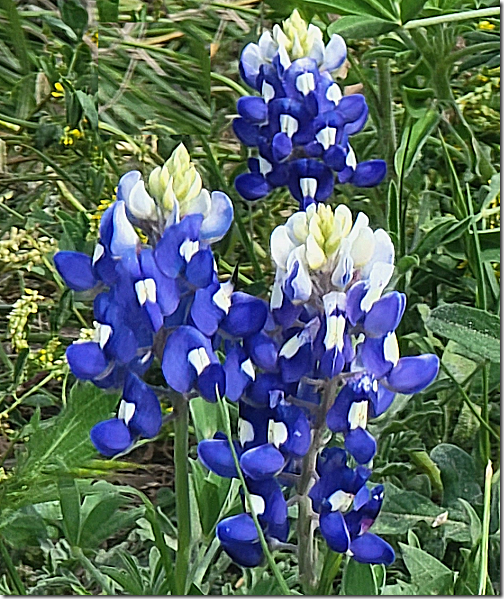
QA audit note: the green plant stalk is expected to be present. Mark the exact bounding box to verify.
[376,57,396,170]
[73,546,114,595]
[317,550,342,595]
[480,362,490,466]
[0,536,26,595]
[478,460,493,595]
[404,7,500,29]
[173,395,192,595]
[216,392,292,595]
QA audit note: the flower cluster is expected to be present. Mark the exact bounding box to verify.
[54,144,259,455]
[233,11,386,208]
[196,203,439,566]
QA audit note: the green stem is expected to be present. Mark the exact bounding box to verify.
[216,392,292,595]
[376,57,396,170]
[0,536,26,595]
[480,362,490,465]
[478,461,493,596]
[173,395,191,595]
[404,7,500,29]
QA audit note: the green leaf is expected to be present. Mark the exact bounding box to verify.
[75,90,98,130]
[372,482,471,542]
[426,304,500,363]
[458,499,482,547]
[399,543,454,595]
[97,0,119,22]
[21,382,120,474]
[430,443,483,507]
[383,581,418,594]
[414,215,474,258]
[301,0,396,19]
[328,15,397,39]
[394,109,440,177]
[58,476,81,546]
[400,0,428,23]
[58,0,88,38]
[341,560,378,595]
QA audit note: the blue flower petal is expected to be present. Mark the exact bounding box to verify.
[66,342,108,380]
[198,363,226,403]
[351,160,387,188]
[220,292,268,338]
[199,191,234,244]
[54,251,97,291]
[320,510,350,553]
[240,444,285,480]
[363,291,406,338]
[90,418,132,457]
[350,533,395,565]
[237,96,268,123]
[345,427,377,465]
[244,332,279,372]
[186,249,215,289]
[272,132,293,162]
[216,514,263,567]
[123,373,162,438]
[198,438,239,478]
[232,118,262,146]
[386,354,439,394]
[235,172,271,201]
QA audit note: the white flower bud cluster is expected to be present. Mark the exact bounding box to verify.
[270,203,395,309]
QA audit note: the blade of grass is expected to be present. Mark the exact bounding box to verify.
[477,461,493,595]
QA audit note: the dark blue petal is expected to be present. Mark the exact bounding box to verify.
[247,373,286,407]
[272,132,292,162]
[319,511,350,554]
[198,363,226,403]
[237,96,268,123]
[326,385,353,433]
[186,249,215,289]
[360,337,394,378]
[323,145,346,171]
[370,385,395,418]
[123,373,162,438]
[232,118,262,146]
[198,438,239,478]
[350,533,395,565]
[54,251,97,291]
[363,291,406,338]
[235,172,271,201]
[106,326,138,364]
[154,214,203,278]
[345,427,377,465]
[346,282,367,326]
[240,444,284,480]
[320,347,345,379]
[220,292,268,338]
[191,285,226,337]
[245,332,279,372]
[90,418,132,457]
[275,404,311,457]
[216,514,263,567]
[352,160,387,188]
[66,342,108,380]
[288,159,334,204]
[336,94,368,126]
[385,354,439,394]
[224,346,253,402]
[162,326,217,393]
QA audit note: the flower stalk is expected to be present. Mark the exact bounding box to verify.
[173,394,191,595]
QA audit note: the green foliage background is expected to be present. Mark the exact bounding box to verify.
[0,0,500,594]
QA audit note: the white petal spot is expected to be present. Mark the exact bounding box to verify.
[238,418,255,446]
[179,238,200,262]
[188,347,211,375]
[300,177,317,199]
[326,83,342,105]
[315,126,337,150]
[135,280,148,306]
[259,155,273,175]
[262,81,275,103]
[241,358,256,381]
[328,489,354,512]
[118,400,136,426]
[95,323,112,349]
[279,334,302,359]
[383,332,400,366]
[268,419,288,447]
[212,286,232,314]
[144,278,157,303]
[280,114,299,138]
[248,493,266,516]
[296,72,315,95]
[346,145,357,169]
[348,400,368,430]
[92,243,104,265]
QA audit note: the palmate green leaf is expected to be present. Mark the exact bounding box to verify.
[399,0,428,23]
[372,482,471,543]
[425,303,500,363]
[19,382,120,475]
[300,0,398,21]
[430,443,483,507]
[399,543,455,595]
